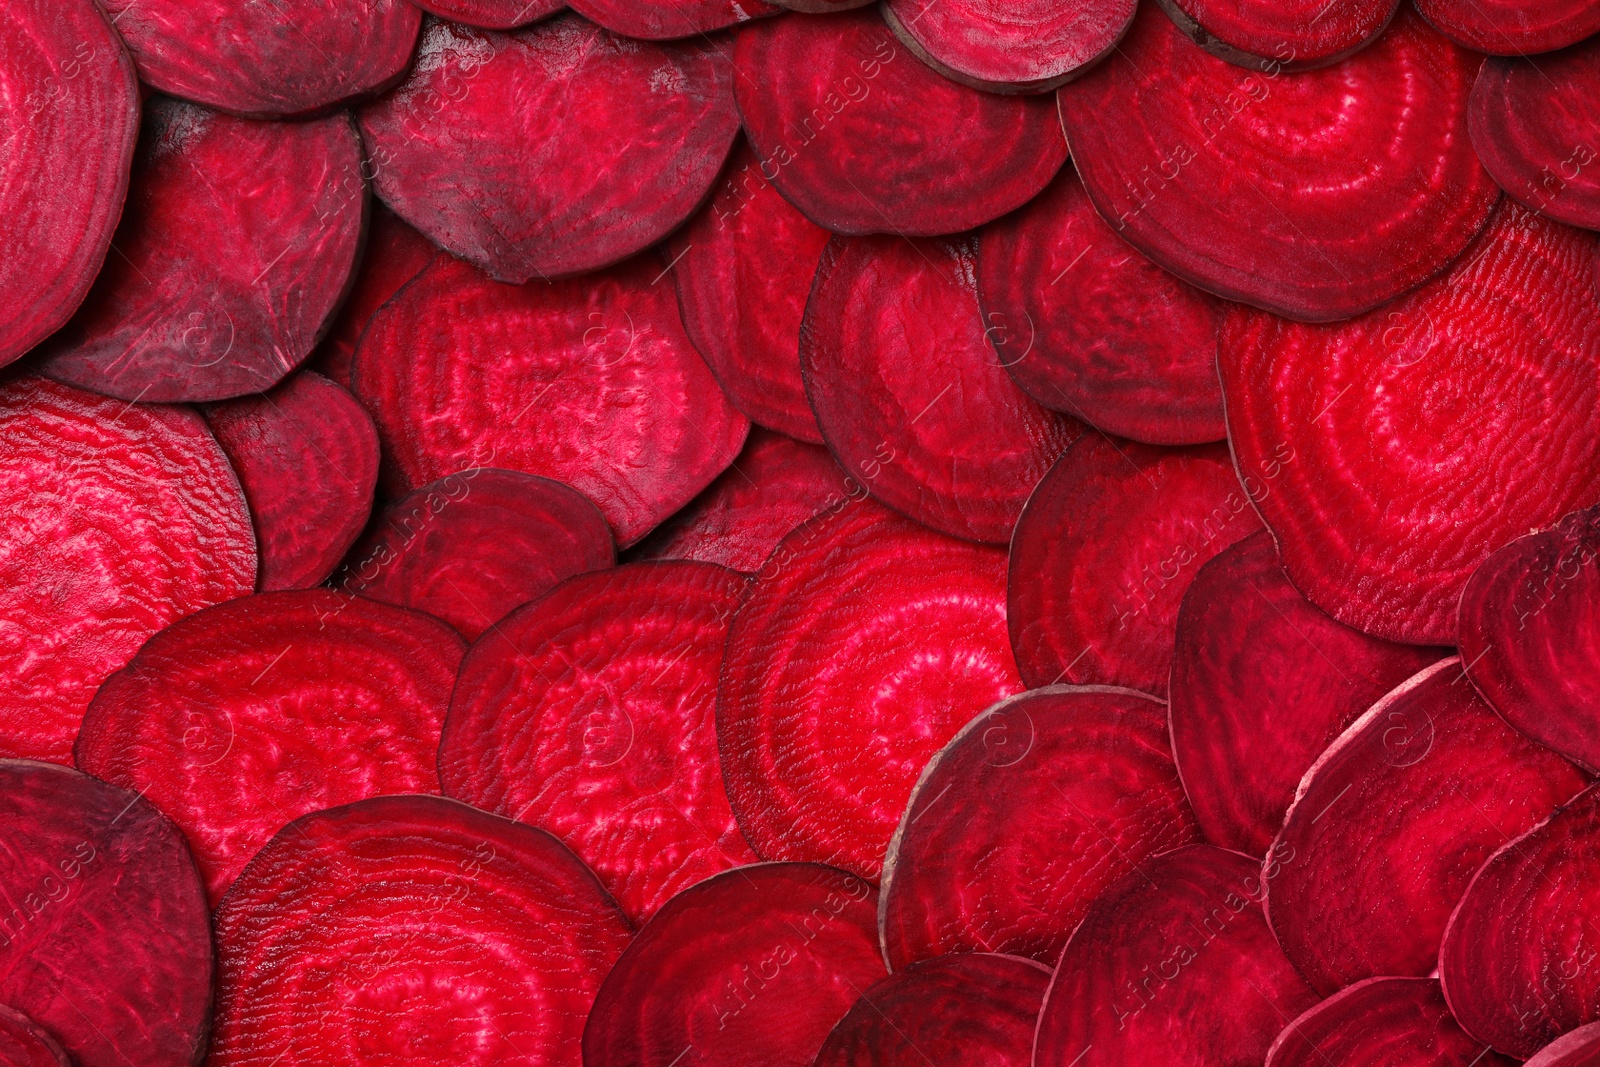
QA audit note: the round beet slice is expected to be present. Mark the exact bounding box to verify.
[353,253,748,547]
[584,862,884,1067]
[1008,435,1261,696]
[0,760,211,1067]
[975,167,1227,445]
[212,795,631,1067]
[567,0,778,38]
[1415,0,1600,53]
[1169,532,1446,855]
[0,1008,69,1067]
[410,0,565,27]
[1266,978,1514,1067]
[1527,1025,1600,1067]
[880,686,1201,969]
[801,235,1081,544]
[1056,4,1499,322]
[1155,0,1399,70]
[733,11,1067,236]
[359,15,738,284]
[1220,202,1600,645]
[882,0,1133,92]
[719,497,1021,880]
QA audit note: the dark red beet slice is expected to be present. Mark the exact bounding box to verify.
[719,498,1021,880]
[1415,0,1600,53]
[1527,1024,1600,1067]
[733,11,1067,236]
[75,590,465,905]
[1169,532,1445,855]
[359,16,738,283]
[353,254,748,547]
[35,99,365,403]
[567,0,778,38]
[1221,202,1600,644]
[0,1008,69,1067]
[584,862,884,1067]
[975,167,1227,445]
[411,0,565,28]
[1056,5,1499,321]
[882,0,1132,92]
[880,686,1201,969]
[1155,0,1399,70]
[0,760,211,1067]
[212,795,631,1067]
[1265,978,1514,1067]
[1008,435,1261,696]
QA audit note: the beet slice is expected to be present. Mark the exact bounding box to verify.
[880,686,1201,969]
[719,497,1021,880]
[1056,5,1499,322]
[567,0,778,38]
[1008,435,1261,696]
[733,11,1067,236]
[1527,1024,1600,1067]
[882,0,1133,92]
[359,16,738,283]
[975,167,1227,445]
[1169,532,1446,855]
[1265,978,1514,1067]
[211,795,631,1067]
[0,760,211,1067]
[0,1008,69,1067]
[1154,0,1399,70]
[410,0,565,28]
[801,235,1081,543]
[1221,202,1600,645]
[1415,0,1600,53]
[353,254,748,547]
[584,862,884,1067]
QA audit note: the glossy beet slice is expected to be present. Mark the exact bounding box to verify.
[360,16,737,283]
[733,11,1067,236]
[212,795,631,1067]
[1221,203,1600,644]
[1057,5,1499,322]
[567,0,778,38]
[353,254,748,547]
[1527,1024,1600,1067]
[880,686,1201,969]
[882,0,1133,92]
[1155,0,1399,70]
[1416,0,1600,53]
[0,1008,69,1067]
[1266,978,1514,1067]
[410,0,565,27]
[0,760,211,1067]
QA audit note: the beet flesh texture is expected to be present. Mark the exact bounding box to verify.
[0,1007,70,1067]
[879,686,1201,969]
[410,0,566,28]
[880,0,1135,92]
[1265,977,1514,1067]
[1415,0,1600,53]
[440,562,757,922]
[211,795,631,1067]
[0,760,211,1067]
[1057,4,1499,322]
[733,11,1067,236]
[567,0,779,39]
[1526,1024,1600,1067]
[1221,202,1600,645]
[353,254,748,547]
[1155,0,1400,69]
[801,235,1082,544]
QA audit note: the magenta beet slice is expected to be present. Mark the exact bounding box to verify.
[410,0,565,28]
[882,0,1133,92]
[1266,978,1514,1067]
[880,686,1201,969]
[1155,0,1399,70]
[353,254,748,547]
[0,760,211,1067]
[1057,5,1499,322]
[1221,202,1600,644]
[0,1007,69,1067]
[567,0,778,38]
[733,11,1067,236]
[212,795,631,1067]
[1416,0,1600,53]
[1527,1024,1600,1067]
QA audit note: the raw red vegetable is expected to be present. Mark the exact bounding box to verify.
[768,0,871,10]
[1154,0,1399,70]
[1265,977,1514,1067]
[567,0,778,38]
[881,0,1134,92]
[1415,0,1600,54]
[0,1007,70,1067]
[1526,1024,1600,1067]
[410,0,565,28]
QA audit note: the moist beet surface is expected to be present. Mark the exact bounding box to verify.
[880,0,1134,92]
[1057,4,1499,322]
[879,686,1200,969]
[1526,1024,1600,1067]
[1265,978,1514,1067]
[1415,0,1600,53]
[0,1007,70,1067]
[567,0,778,39]
[410,0,565,28]
[1155,0,1399,69]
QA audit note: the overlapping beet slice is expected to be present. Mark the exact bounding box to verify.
[0,1008,69,1067]
[411,0,565,27]
[1155,0,1399,69]
[1415,0,1600,53]
[1266,978,1514,1067]
[1057,4,1499,321]
[567,0,778,38]
[882,0,1133,92]
[211,795,631,1067]
[1527,1024,1600,1067]
[733,11,1067,235]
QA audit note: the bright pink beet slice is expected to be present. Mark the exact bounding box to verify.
[212,795,631,1067]
[567,0,778,38]
[882,0,1133,92]
[1057,5,1500,321]
[1266,978,1514,1067]
[1008,435,1261,696]
[1221,202,1600,644]
[1416,0,1600,53]
[880,686,1201,969]
[0,1007,70,1067]
[1155,0,1399,69]
[584,863,885,1067]
[733,11,1067,236]
[1527,1024,1600,1067]
[410,0,564,27]
[0,760,211,1067]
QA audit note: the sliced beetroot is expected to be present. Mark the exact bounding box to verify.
[882,0,1133,92]
[410,0,565,28]
[0,760,211,1067]
[1527,1025,1600,1067]
[1221,202,1600,644]
[353,254,748,547]
[567,0,778,38]
[0,1008,69,1067]
[1265,978,1514,1067]
[212,795,631,1067]
[1155,0,1399,70]
[1056,4,1499,321]
[1416,0,1600,53]
[733,11,1067,236]
[879,686,1201,969]
[359,16,738,283]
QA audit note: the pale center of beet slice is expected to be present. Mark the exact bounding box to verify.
[1155,0,1400,69]
[1265,977,1514,1067]
[881,0,1135,92]
[1414,0,1600,54]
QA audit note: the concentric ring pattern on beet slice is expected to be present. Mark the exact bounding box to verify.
[881,0,1134,92]
[0,1007,70,1067]
[0,760,211,1067]
[1527,1024,1600,1067]
[1265,977,1514,1067]
[0,375,254,764]
[76,590,465,905]
[353,254,748,547]
[1057,4,1499,322]
[733,11,1067,236]
[410,0,565,28]
[1155,0,1400,70]
[880,686,1201,969]
[719,497,1021,880]
[212,795,631,1067]
[801,235,1081,543]
[1220,202,1600,644]
[567,0,778,39]
[1415,0,1600,54]
[359,15,738,284]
